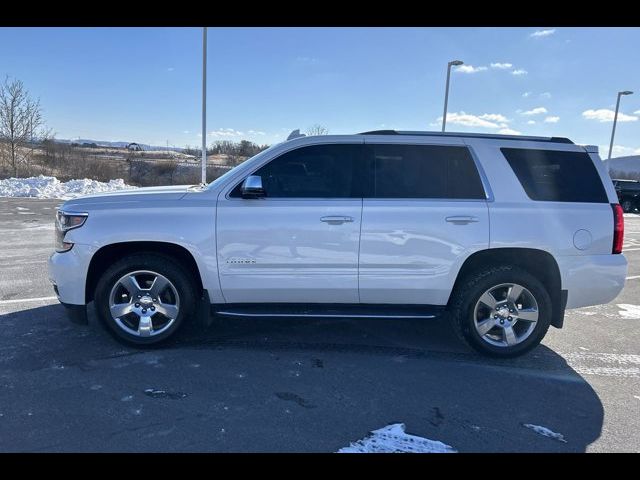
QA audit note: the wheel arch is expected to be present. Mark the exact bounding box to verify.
[448,248,565,328]
[85,241,204,304]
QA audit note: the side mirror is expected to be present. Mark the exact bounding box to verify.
[241,175,266,198]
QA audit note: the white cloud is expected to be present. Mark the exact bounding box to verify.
[439,111,509,129]
[527,120,536,125]
[208,128,245,137]
[522,92,532,98]
[183,130,190,134]
[540,92,552,99]
[531,29,556,38]
[454,65,487,74]
[634,110,640,115]
[521,107,548,116]
[498,128,521,135]
[544,116,560,123]
[296,56,319,65]
[478,113,510,123]
[490,62,513,69]
[248,130,266,135]
[601,145,640,157]
[167,67,175,72]
[511,69,528,76]
[582,109,638,122]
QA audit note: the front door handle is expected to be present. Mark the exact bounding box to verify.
[445,215,479,225]
[321,216,354,225]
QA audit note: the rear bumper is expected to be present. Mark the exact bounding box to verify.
[557,254,627,309]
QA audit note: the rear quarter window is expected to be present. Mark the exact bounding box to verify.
[501,148,608,203]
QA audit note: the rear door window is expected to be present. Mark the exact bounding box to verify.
[501,148,608,203]
[366,144,486,199]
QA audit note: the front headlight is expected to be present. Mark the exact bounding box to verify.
[55,210,88,253]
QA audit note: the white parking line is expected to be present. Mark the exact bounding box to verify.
[627,275,640,280]
[0,296,58,305]
[623,248,640,252]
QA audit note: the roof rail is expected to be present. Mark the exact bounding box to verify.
[358,130,574,144]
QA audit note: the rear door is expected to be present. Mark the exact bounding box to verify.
[358,137,490,305]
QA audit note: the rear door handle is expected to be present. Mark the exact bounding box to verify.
[321,216,354,225]
[445,215,479,225]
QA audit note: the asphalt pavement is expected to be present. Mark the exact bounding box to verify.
[0,197,638,452]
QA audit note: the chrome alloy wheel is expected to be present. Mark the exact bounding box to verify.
[473,283,539,347]
[108,270,180,338]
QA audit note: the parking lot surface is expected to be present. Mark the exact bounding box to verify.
[0,197,638,452]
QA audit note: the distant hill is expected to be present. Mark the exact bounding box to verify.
[54,138,185,152]
[604,155,640,179]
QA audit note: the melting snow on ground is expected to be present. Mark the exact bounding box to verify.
[0,175,135,199]
[337,423,457,453]
[523,424,567,443]
[617,304,640,319]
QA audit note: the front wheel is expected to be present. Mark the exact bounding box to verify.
[94,253,197,346]
[449,265,552,357]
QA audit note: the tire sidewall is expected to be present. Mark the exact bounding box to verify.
[94,254,196,346]
[458,267,552,357]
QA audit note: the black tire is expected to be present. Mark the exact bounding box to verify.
[94,253,198,346]
[449,265,552,358]
[622,199,633,213]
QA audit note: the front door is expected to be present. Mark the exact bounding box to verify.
[216,142,364,303]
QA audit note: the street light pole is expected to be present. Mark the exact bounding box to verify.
[608,90,633,161]
[201,27,208,184]
[442,60,463,132]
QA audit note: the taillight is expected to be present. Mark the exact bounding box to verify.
[612,203,624,254]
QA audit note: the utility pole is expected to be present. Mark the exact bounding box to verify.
[201,27,208,184]
[608,90,634,160]
[442,60,463,132]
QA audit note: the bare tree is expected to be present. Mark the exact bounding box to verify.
[306,124,329,136]
[0,77,47,176]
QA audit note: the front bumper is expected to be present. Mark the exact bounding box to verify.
[558,253,628,309]
[48,243,96,306]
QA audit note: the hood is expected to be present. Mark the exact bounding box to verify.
[61,184,198,211]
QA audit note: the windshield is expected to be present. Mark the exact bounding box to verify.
[205,143,281,191]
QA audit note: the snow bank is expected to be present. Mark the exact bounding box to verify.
[0,175,136,199]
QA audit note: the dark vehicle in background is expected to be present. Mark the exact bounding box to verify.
[612,179,640,212]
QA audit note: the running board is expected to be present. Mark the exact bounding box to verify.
[213,303,445,320]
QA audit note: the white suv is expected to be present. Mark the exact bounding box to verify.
[48,130,627,357]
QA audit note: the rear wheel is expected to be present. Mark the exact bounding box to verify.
[622,199,634,213]
[94,253,197,345]
[449,265,552,357]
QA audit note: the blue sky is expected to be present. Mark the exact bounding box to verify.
[1,27,639,156]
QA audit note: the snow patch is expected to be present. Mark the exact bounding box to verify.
[0,175,135,199]
[523,424,567,443]
[617,304,640,319]
[337,423,457,453]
